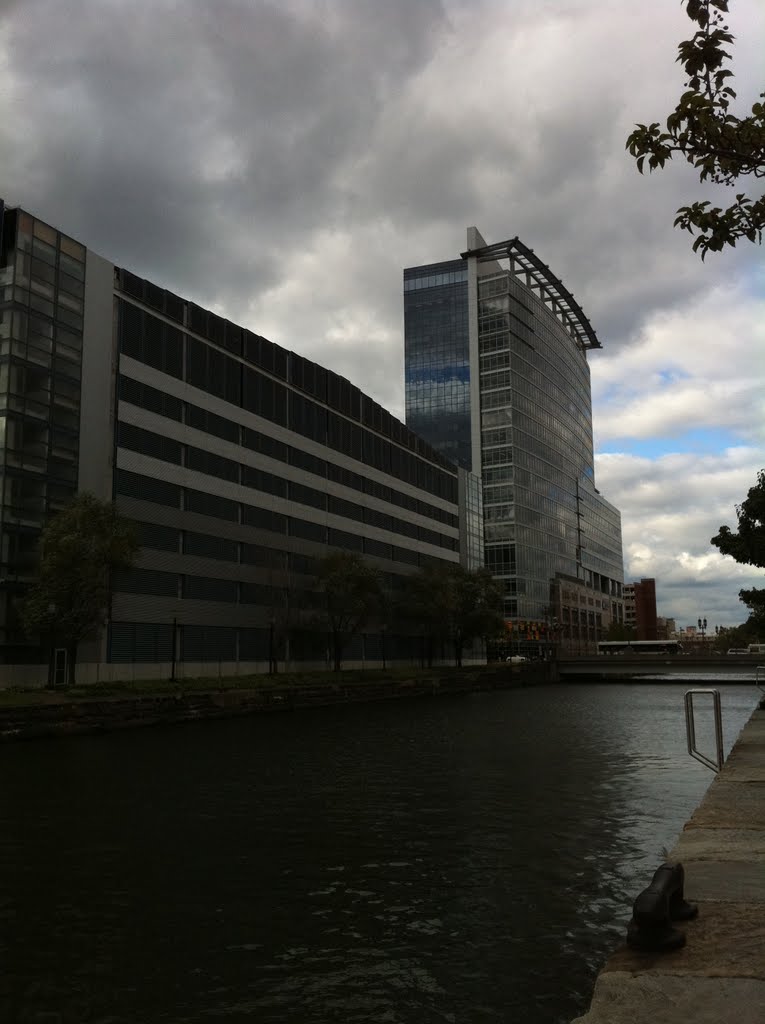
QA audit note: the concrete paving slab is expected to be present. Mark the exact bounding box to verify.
[671,827,765,861]
[601,903,765,979]
[683,861,765,902]
[571,974,765,1024]
[687,781,765,828]
[711,764,765,782]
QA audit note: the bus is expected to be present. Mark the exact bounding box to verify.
[749,643,765,655]
[597,640,684,656]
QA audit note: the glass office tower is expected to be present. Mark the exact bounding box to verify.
[404,228,624,650]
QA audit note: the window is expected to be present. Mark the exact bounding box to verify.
[241,505,288,535]
[183,532,238,562]
[183,575,238,603]
[241,465,287,499]
[109,622,174,663]
[136,521,180,552]
[181,625,236,662]
[288,480,326,511]
[185,404,239,443]
[119,375,183,422]
[112,567,179,597]
[185,446,240,484]
[116,469,181,507]
[328,528,363,552]
[184,487,239,522]
[118,421,182,464]
[289,518,327,543]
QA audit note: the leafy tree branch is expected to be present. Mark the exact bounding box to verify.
[626,0,764,256]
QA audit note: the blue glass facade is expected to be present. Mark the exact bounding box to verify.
[404,261,471,471]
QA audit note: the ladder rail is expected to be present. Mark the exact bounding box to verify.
[684,688,724,773]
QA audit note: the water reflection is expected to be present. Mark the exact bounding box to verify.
[1,683,758,1024]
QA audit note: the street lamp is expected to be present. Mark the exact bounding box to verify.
[268,615,276,675]
[698,617,707,653]
[47,602,57,688]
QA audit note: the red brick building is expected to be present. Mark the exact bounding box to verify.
[624,578,658,641]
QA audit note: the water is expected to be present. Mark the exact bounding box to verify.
[1,682,758,1023]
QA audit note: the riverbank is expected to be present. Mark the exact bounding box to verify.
[572,705,765,1023]
[0,663,552,741]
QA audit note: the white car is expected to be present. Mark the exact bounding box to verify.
[506,655,527,664]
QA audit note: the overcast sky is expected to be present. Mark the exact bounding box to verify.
[2,0,763,629]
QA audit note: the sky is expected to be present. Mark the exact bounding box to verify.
[1,0,763,630]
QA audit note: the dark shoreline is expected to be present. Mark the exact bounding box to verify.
[0,665,552,742]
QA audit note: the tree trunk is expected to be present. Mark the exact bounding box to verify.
[332,630,343,672]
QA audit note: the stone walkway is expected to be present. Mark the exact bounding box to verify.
[572,707,765,1023]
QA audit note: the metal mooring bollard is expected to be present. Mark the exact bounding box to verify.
[626,862,698,952]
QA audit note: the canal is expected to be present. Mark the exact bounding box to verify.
[1,682,759,1023]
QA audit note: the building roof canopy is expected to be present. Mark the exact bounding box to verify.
[461,236,601,351]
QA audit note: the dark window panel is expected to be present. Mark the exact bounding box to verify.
[242,426,288,463]
[165,292,184,324]
[183,575,238,603]
[118,421,183,464]
[112,567,179,597]
[186,445,240,484]
[289,518,327,543]
[115,469,182,507]
[241,464,287,499]
[184,487,239,522]
[328,527,363,552]
[120,271,144,300]
[109,622,174,663]
[288,480,327,511]
[181,625,236,662]
[183,531,239,562]
[241,505,288,534]
[136,521,180,552]
[118,375,183,422]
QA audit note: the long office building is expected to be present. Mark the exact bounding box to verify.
[0,200,476,675]
[404,228,625,651]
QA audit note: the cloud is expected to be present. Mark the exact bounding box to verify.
[1,0,763,627]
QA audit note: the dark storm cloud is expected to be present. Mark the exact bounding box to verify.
[2,0,445,313]
[2,0,762,625]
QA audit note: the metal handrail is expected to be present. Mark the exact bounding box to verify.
[684,688,724,772]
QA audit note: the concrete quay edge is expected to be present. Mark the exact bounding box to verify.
[571,706,765,1024]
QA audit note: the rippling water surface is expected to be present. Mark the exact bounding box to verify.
[1,682,758,1023]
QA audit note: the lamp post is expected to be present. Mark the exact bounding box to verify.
[47,602,57,688]
[268,615,276,675]
[698,617,707,653]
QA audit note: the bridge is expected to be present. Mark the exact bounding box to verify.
[556,654,765,682]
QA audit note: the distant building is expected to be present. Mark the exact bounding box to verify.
[656,616,676,640]
[404,228,624,651]
[624,579,658,641]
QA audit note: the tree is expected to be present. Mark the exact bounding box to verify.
[711,468,765,629]
[398,564,504,668]
[313,552,382,671]
[19,493,138,686]
[626,0,765,257]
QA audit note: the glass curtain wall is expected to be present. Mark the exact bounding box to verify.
[0,206,85,660]
[479,271,598,621]
[404,261,472,471]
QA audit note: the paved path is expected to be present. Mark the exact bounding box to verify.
[572,706,765,1024]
